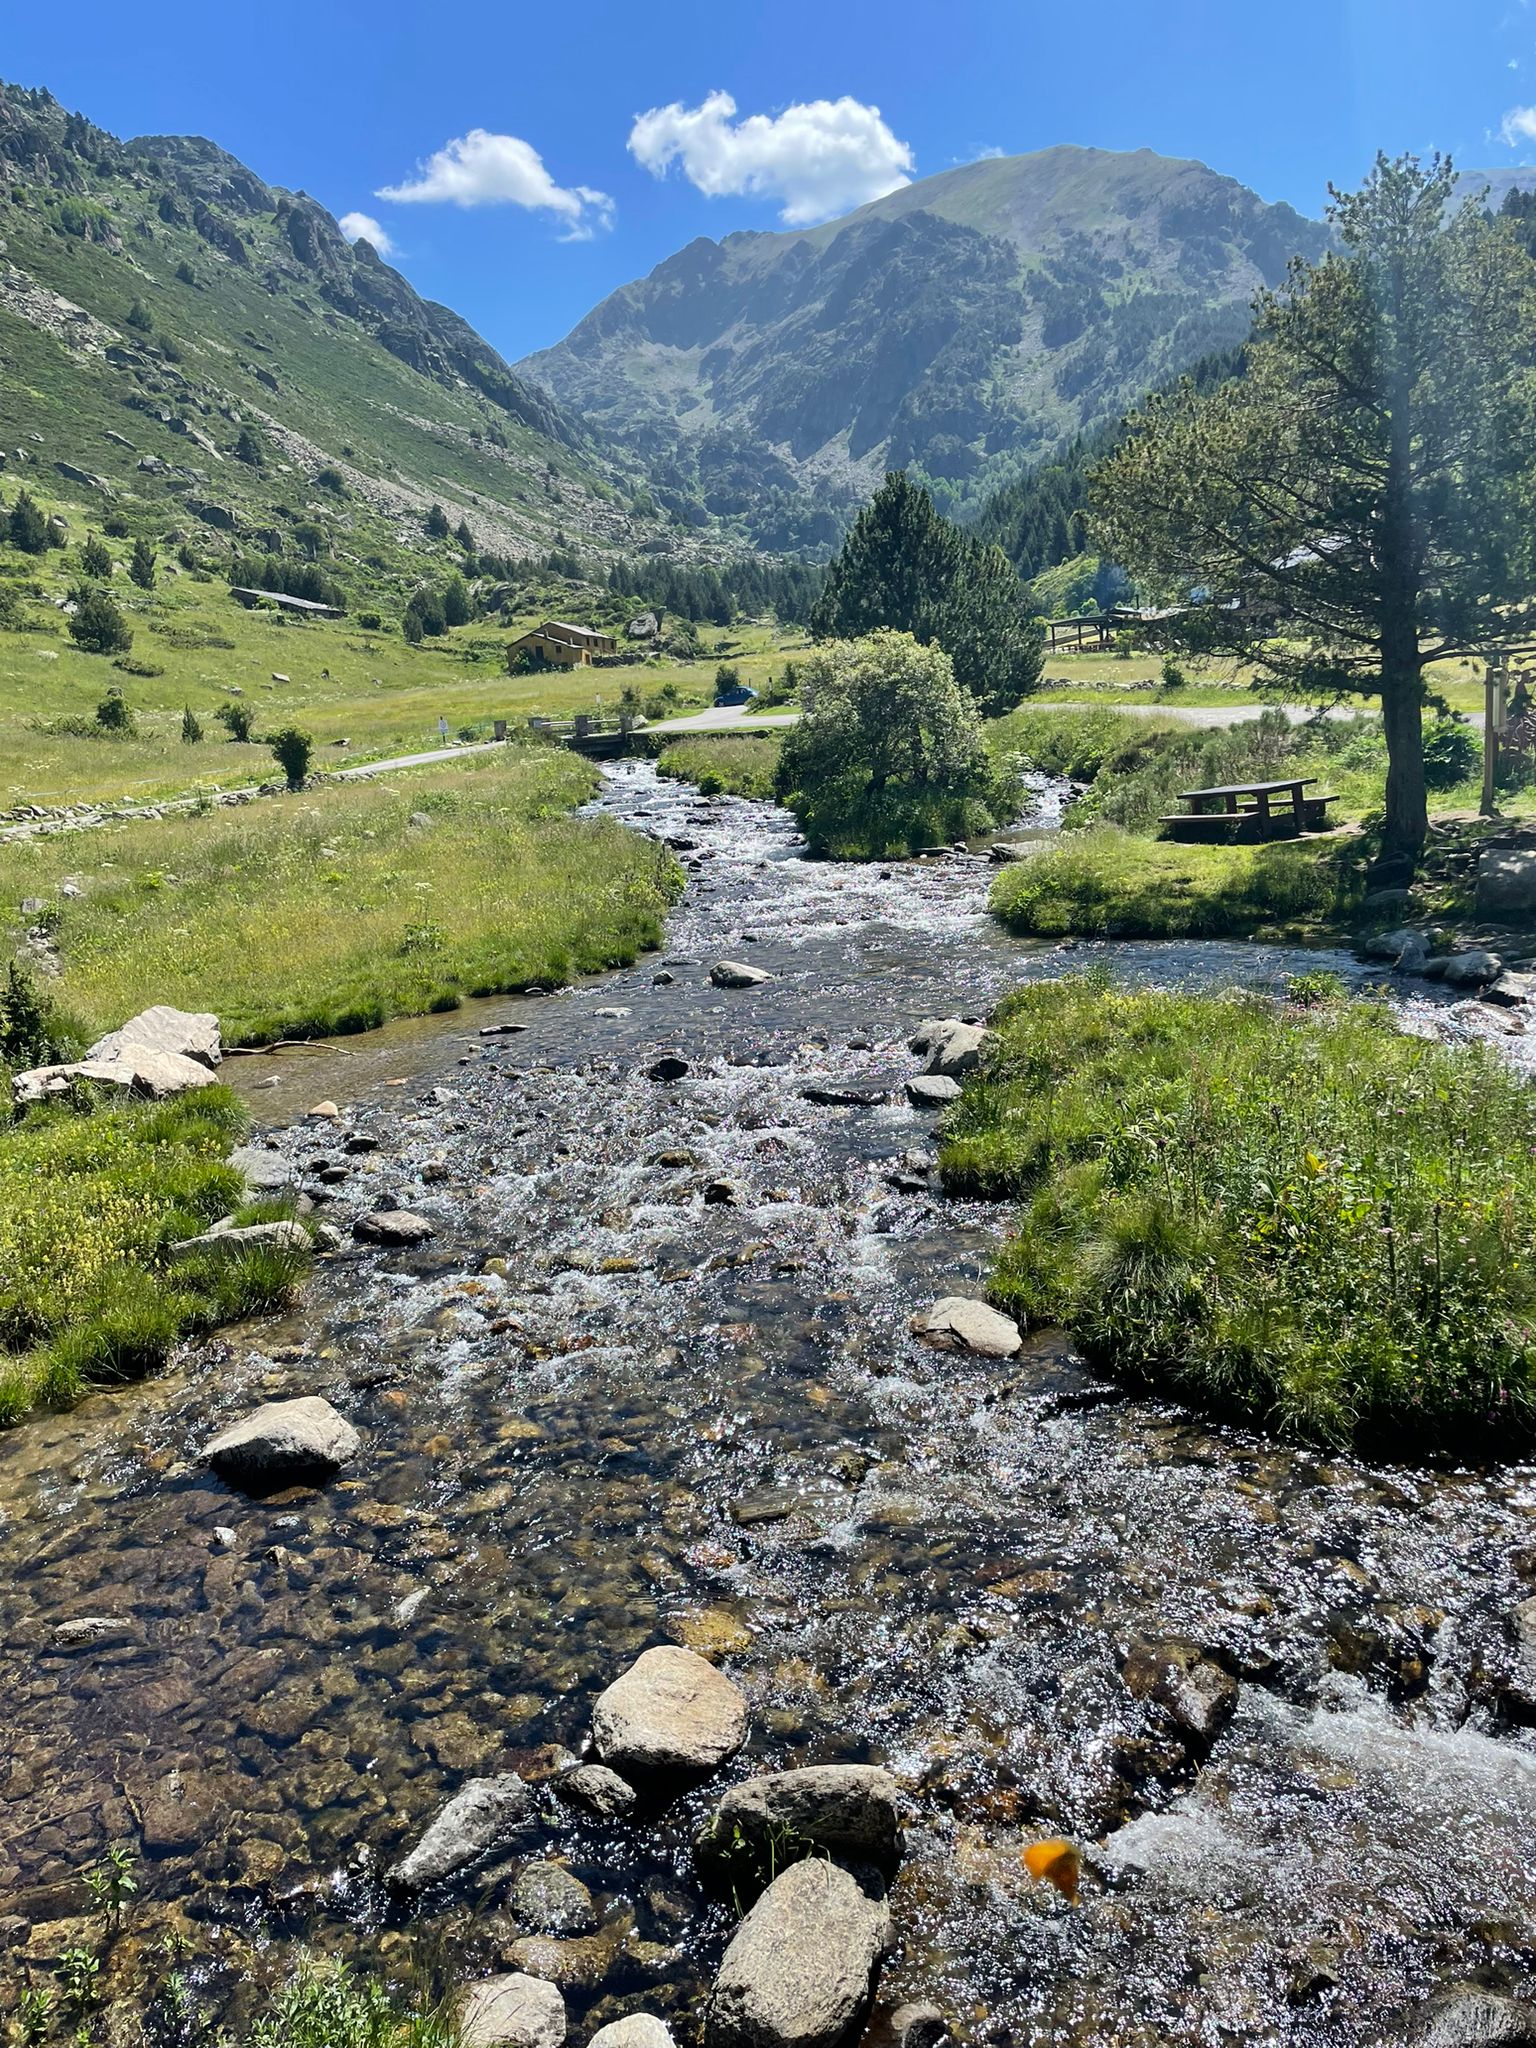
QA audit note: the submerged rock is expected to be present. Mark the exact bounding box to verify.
[592,1645,749,1777]
[510,1861,597,1935]
[206,1397,359,1488]
[701,1765,902,1875]
[910,1297,1021,1359]
[1121,1639,1239,1751]
[389,1774,533,1892]
[459,1973,566,2048]
[706,1858,892,2048]
[1396,1988,1536,2046]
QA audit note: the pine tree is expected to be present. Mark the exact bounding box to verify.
[68,587,132,655]
[455,518,475,550]
[441,573,471,628]
[79,533,112,579]
[181,705,203,743]
[128,537,156,590]
[7,490,50,556]
[235,425,263,466]
[124,297,153,333]
[425,503,450,540]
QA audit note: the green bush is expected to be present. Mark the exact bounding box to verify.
[181,705,204,744]
[216,700,256,742]
[941,976,1536,1452]
[69,588,133,656]
[1423,715,1480,791]
[95,690,136,735]
[249,1954,456,2048]
[658,736,781,799]
[270,725,314,791]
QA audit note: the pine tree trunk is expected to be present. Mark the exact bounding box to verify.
[1379,630,1427,862]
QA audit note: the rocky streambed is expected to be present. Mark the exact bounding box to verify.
[3,762,1536,2048]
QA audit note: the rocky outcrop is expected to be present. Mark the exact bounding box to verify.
[389,1775,533,1892]
[592,1645,749,1777]
[459,1973,566,2048]
[205,1396,360,1488]
[910,1297,1022,1359]
[706,1858,892,2048]
[701,1766,902,1875]
[13,1004,224,1105]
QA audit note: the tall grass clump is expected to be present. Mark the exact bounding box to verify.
[940,976,1536,1452]
[249,1954,457,2048]
[0,1084,308,1426]
[657,734,782,799]
[0,750,684,1045]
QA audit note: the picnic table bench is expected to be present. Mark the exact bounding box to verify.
[1158,777,1339,842]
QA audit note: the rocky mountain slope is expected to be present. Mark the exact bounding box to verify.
[0,82,663,581]
[520,145,1333,547]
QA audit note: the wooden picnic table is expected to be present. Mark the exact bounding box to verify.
[1160,776,1338,840]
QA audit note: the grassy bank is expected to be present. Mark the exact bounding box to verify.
[941,976,1536,1453]
[990,827,1362,938]
[0,749,683,1045]
[656,733,783,799]
[0,1085,307,1426]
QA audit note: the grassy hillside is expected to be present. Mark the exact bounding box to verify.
[0,79,681,593]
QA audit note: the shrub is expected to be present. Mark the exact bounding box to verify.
[128,537,156,590]
[774,630,1018,858]
[69,588,133,656]
[124,297,152,333]
[79,533,112,579]
[216,700,256,742]
[270,725,313,790]
[103,511,130,539]
[714,663,742,704]
[0,584,18,629]
[95,690,137,736]
[357,611,382,632]
[235,425,263,466]
[1160,655,1187,689]
[181,705,203,744]
[941,977,1536,1454]
[424,503,450,540]
[314,467,348,496]
[1423,714,1480,791]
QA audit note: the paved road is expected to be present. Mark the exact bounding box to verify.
[331,738,506,778]
[644,705,800,734]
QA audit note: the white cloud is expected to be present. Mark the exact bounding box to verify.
[627,90,914,227]
[1502,104,1536,145]
[376,130,613,240]
[338,211,396,257]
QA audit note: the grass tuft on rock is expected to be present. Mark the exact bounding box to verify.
[0,1084,306,1427]
[941,975,1536,1453]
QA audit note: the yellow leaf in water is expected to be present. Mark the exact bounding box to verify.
[1022,1837,1081,1903]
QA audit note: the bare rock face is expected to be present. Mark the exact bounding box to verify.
[910,1296,1021,1359]
[459,1973,566,2048]
[87,1005,222,1069]
[592,1645,749,1777]
[701,1765,902,1875]
[706,1858,892,2048]
[205,1396,360,1489]
[389,1774,533,1892]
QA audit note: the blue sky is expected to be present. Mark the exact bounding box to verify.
[6,0,1536,365]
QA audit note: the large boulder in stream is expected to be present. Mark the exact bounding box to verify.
[706,1857,892,2048]
[711,960,774,989]
[459,1972,566,2048]
[389,1773,533,1892]
[205,1396,359,1488]
[589,2021,675,2048]
[592,1645,748,1777]
[700,1765,902,1876]
[911,1297,1021,1359]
